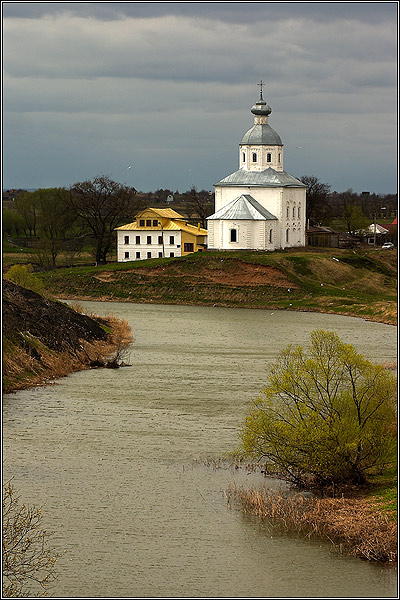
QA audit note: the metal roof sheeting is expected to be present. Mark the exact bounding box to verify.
[208,194,277,221]
[215,167,306,188]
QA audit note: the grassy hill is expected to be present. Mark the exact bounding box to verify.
[35,247,397,325]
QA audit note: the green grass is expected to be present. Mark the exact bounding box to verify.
[2,239,34,253]
[3,246,397,324]
[368,466,398,521]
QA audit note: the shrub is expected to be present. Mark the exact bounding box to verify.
[4,264,45,295]
[239,330,397,489]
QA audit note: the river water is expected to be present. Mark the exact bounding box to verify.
[3,302,397,598]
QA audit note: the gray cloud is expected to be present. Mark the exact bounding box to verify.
[2,2,397,194]
[3,2,396,24]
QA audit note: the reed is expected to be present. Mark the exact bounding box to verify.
[226,484,397,562]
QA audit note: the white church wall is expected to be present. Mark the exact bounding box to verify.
[216,186,283,216]
[239,145,284,172]
[213,185,305,250]
[281,188,306,248]
[207,220,215,248]
[208,219,280,251]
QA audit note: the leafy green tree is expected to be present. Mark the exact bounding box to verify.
[343,205,369,236]
[3,481,62,597]
[334,188,368,235]
[4,264,45,295]
[70,176,139,264]
[240,330,397,489]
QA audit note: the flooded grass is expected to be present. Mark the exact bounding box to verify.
[226,484,397,563]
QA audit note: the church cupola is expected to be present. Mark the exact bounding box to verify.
[250,87,271,123]
[239,81,284,172]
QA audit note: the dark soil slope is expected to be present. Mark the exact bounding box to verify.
[2,279,118,393]
[3,279,107,352]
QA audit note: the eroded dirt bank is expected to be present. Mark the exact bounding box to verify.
[3,279,132,394]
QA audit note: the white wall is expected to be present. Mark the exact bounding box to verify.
[207,219,280,251]
[239,145,284,172]
[117,230,182,261]
[215,185,282,218]
[280,188,306,248]
[211,184,306,251]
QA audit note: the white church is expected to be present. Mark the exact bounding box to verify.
[207,83,306,251]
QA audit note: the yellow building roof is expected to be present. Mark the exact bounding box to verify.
[135,207,184,220]
[116,219,207,236]
[116,207,207,236]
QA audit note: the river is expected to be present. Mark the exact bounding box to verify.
[3,302,397,598]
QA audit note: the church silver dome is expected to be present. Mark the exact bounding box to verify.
[240,124,283,146]
[251,97,271,116]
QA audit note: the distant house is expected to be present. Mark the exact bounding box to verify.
[338,233,360,249]
[379,217,397,237]
[363,223,389,245]
[115,208,208,262]
[306,226,339,248]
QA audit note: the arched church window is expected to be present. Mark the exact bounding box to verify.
[298,206,301,219]
[269,229,273,243]
[278,153,281,163]
[242,152,246,162]
[286,206,289,218]
[292,206,295,218]
[230,229,237,242]
[267,153,272,163]
[286,229,289,243]
[252,153,257,162]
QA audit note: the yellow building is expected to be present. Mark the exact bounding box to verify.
[116,208,208,261]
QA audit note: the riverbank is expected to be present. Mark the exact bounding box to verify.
[226,479,397,563]
[34,247,398,325]
[2,279,132,394]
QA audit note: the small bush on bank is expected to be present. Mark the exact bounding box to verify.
[4,264,45,295]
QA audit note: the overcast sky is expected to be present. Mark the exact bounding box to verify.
[2,1,398,194]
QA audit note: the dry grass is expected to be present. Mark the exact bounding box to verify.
[226,485,397,563]
[3,316,133,394]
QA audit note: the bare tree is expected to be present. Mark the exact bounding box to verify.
[300,175,331,225]
[182,187,214,228]
[14,191,40,237]
[70,176,139,264]
[35,187,76,266]
[3,481,63,597]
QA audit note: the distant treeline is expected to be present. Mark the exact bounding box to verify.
[3,176,397,265]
